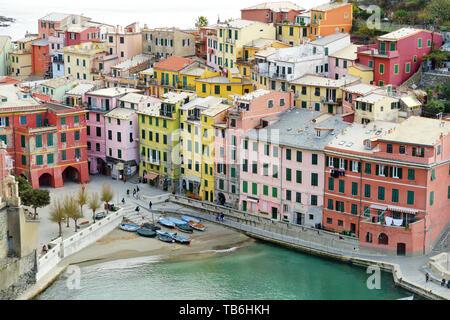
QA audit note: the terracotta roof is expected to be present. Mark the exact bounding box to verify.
[153,56,195,72]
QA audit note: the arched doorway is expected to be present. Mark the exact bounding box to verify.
[378,233,389,245]
[62,166,80,184]
[217,192,225,206]
[38,172,53,188]
[397,243,406,256]
[96,158,107,175]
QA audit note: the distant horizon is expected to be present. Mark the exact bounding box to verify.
[0,0,329,40]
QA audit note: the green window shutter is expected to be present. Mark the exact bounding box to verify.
[327,199,333,210]
[74,115,79,123]
[351,204,357,215]
[272,187,277,198]
[0,135,6,145]
[61,133,66,143]
[339,180,345,193]
[351,182,358,196]
[296,150,302,162]
[242,181,248,193]
[311,173,318,186]
[296,170,302,183]
[61,150,66,161]
[252,183,257,195]
[364,184,371,198]
[378,186,385,200]
[21,135,26,148]
[36,135,42,148]
[392,189,399,203]
[36,155,43,165]
[408,169,415,180]
[286,149,291,160]
[21,155,26,165]
[263,185,268,196]
[365,163,371,174]
[75,131,80,140]
[312,154,318,165]
[286,168,291,181]
[47,133,53,146]
[328,177,334,191]
[47,153,53,164]
[430,191,434,206]
[448,186,450,200]
[431,169,436,181]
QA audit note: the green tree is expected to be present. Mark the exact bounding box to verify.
[393,9,408,24]
[49,199,65,237]
[77,187,88,217]
[63,195,83,232]
[88,192,101,224]
[101,183,114,213]
[440,84,450,100]
[423,99,445,116]
[195,16,208,29]
[21,189,50,219]
[16,175,32,198]
[424,0,450,26]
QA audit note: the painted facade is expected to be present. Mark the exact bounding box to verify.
[142,27,196,59]
[309,2,353,41]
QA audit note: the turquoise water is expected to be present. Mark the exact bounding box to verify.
[37,242,413,300]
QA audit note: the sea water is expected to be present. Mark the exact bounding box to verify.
[37,242,413,300]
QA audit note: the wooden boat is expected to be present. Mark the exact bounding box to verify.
[188,220,206,231]
[173,234,191,245]
[119,223,140,232]
[168,217,188,225]
[175,223,194,234]
[181,215,201,224]
[157,233,175,243]
[141,223,161,231]
[136,227,157,238]
[95,212,106,220]
[156,230,177,238]
[158,217,175,228]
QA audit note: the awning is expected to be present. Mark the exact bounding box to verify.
[370,204,388,211]
[387,205,419,214]
[144,172,159,180]
[116,162,124,170]
[246,197,259,203]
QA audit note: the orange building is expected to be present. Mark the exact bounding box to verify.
[31,39,51,77]
[309,2,353,41]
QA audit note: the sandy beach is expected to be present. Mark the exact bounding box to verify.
[62,217,254,268]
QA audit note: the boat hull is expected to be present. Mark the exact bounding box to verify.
[181,215,201,224]
[175,224,194,233]
[136,228,157,238]
[158,218,175,228]
[157,233,175,243]
[119,223,140,232]
[189,221,206,231]
[173,235,191,244]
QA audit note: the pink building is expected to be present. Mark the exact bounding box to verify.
[206,31,219,71]
[214,89,294,208]
[239,110,350,224]
[106,23,143,64]
[85,87,141,175]
[241,2,304,25]
[65,25,100,46]
[328,44,358,80]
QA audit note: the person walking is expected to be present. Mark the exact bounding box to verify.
[127,189,130,197]
[425,273,429,282]
[136,186,140,193]
[216,213,220,221]
[133,189,136,199]
[149,201,153,210]
[121,198,125,205]
[220,213,224,222]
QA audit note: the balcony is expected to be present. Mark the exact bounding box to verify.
[236,58,256,67]
[159,110,173,118]
[271,73,287,80]
[147,157,160,166]
[187,114,200,121]
[28,124,57,134]
[224,38,235,45]
[53,56,64,63]
[321,97,342,105]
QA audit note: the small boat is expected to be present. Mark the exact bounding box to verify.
[189,220,206,231]
[397,296,414,300]
[95,212,106,220]
[119,223,140,232]
[181,215,201,224]
[141,223,161,231]
[168,217,188,225]
[156,230,177,237]
[136,227,157,238]
[158,217,175,228]
[157,232,175,243]
[173,234,191,245]
[175,223,194,234]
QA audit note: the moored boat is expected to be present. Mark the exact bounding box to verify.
[119,223,140,232]
[157,233,175,243]
[158,217,175,228]
[175,223,194,234]
[181,215,201,224]
[141,223,161,231]
[168,217,188,225]
[188,220,206,231]
[173,234,191,244]
[156,230,177,238]
[136,227,157,238]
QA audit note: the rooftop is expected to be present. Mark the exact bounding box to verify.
[254,46,278,59]
[39,12,72,22]
[32,39,49,47]
[355,92,398,104]
[311,2,350,12]
[400,95,422,108]
[378,28,422,41]
[290,74,360,87]
[87,87,141,97]
[66,83,96,96]
[216,19,260,30]
[153,56,195,72]
[118,92,157,104]
[242,109,350,151]
[311,33,349,46]
[161,91,195,104]
[105,107,136,120]
[242,1,304,12]
[202,103,233,117]
[352,63,373,71]
[328,44,359,60]
[378,116,449,147]
[244,38,284,49]
[342,83,379,95]
[327,121,398,154]
[180,96,223,111]
[0,84,42,109]
[41,76,74,89]
[237,89,271,101]
[180,66,205,77]
[16,35,40,43]
[112,53,153,71]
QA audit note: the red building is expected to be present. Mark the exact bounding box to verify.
[356,28,443,87]
[241,1,304,25]
[0,83,89,189]
[31,39,51,77]
[65,26,101,46]
[322,117,450,257]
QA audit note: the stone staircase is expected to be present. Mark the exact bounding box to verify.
[120,202,160,226]
[127,172,141,184]
[432,226,450,253]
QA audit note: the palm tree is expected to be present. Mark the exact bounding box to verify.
[88,192,101,224]
[77,187,88,217]
[101,183,114,213]
[63,195,83,232]
[49,199,65,237]
[195,16,208,29]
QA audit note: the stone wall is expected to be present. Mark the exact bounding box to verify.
[0,207,8,259]
[400,67,422,90]
[419,72,450,89]
[0,251,36,300]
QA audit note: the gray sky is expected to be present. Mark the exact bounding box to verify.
[0,0,329,40]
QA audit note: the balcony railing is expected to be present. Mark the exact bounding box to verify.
[236,58,256,67]
[225,38,235,45]
[321,97,342,105]
[272,73,287,80]
[147,157,160,166]
[159,110,173,118]
[53,56,64,63]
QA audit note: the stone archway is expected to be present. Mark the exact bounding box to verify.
[62,166,80,184]
[38,172,53,188]
[378,233,389,245]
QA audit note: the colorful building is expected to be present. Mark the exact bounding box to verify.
[0,83,89,189]
[105,53,154,88]
[39,76,75,103]
[323,117,450,256]
[240,110,349,223]
[356,28,443,87]
[354,92,400,124]
[106,23,143,64]
[309,2,353,41]
[138,91,195,192]
[341,82,379,114]
[241,2,304,25]
[196,69,252,100]
[65,83,96,107]
[142,27,196,59]
[328,44,359,80]
[275,22,309,46]
[65,24,101,47]
[38,13,90,40]
[0,36,11,76]
[31,39,51,77]
[9,35,40,79]
[85,87,141,175]
[179,96,231,201]
[214,89,294,208]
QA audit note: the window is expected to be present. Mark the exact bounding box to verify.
[408,169,415,180]
[351,182,358,196]
[399,145,405,154]
[272,187,277,198]
[311,173,318,186]
[286,168,292,181]
[296,151,302,162]
[394,64,399,75]
[75,131,80,141]
[387,144,393,153]
[61,133,66,143]
[47,153,53,164]
[312,154,318,165]
[407,191,414,205]
[61,150,66,161]
[392,189,399,203]
[328,177,334,191]
[351,204,357,215]
[378,186,385,201]
[36,135,42,148]
[365,163,371,174]
[379,63,384,75]
[36,155,43,165]
[252,183,257,195]
[364,184,371,198]
[405,62,411,73]
[296,170,302,183]
[296,192,301,203]
[286,149,291,160]
[20,116,26,125]
[339,180,345,193]
[418,38,422,48]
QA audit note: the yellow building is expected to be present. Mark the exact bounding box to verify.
[354,93,400,124]
[63,42,108,81]
[276,24,309,46]
[137,91,196,192]
[348,63,374,85]
[215,19,275,71]
[289,74,360,113]
[196,68,252,100]
[9,35,40,78]
[179,95,232,201]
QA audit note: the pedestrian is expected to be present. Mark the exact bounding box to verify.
[216,213,220,221]
[149,201,153,210]
[220,213,224,222]
[121,198,125,205]
[127,189,130,197]
[425,273,429,282]
[441,278,446,286]
[133,189,136,199]
[447,280,450,289]
[137,186,140,193]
